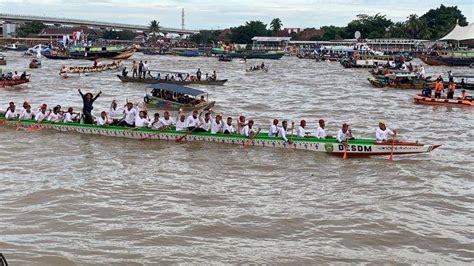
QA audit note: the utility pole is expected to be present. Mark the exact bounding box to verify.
[181,8,185,30]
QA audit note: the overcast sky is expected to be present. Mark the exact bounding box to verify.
[1,0,472,30]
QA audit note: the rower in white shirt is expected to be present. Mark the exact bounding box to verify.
[185,110,201,130]
[297,120,311,138]
[336,123,353,143]
[159,111,176,129]
[278,120,293,142]
[242,119,256,137]
[268,119,279,137]
[19,104,33,120]
[197,112,212,132]
[5,102,18,120]
[149,113,163,129]
[210,114,224,134]
[375,121,396,141]
[223,117,235,134]
[315,119,328,139]
[175,114,187,131]
[96,111,113,126]
[35,104,50,122]
[47,106,63,122]
[118,102,137,127]
[109,100,123,119]
[135,111,150,128]
[63,107,77,123]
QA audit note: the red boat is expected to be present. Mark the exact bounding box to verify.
[0,78,29,87]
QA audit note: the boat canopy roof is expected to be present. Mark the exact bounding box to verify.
[147,83,206,96]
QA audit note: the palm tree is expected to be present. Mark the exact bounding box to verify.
[405,14,430,39]
[270,18,283,33]
[149,20,160,35]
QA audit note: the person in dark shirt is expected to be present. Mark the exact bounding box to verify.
[78,89,102,124]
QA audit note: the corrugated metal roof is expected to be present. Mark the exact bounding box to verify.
[251,37,292,42]
[147,83,206,96]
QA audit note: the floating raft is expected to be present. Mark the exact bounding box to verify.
[0,115,441,158]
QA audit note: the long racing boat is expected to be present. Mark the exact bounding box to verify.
[0,114,441,158]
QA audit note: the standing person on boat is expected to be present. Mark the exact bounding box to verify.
[143,61,149,78]
[375,121,396,142]
[460,78,466,89]
[297,120,310,138]
[138,60,144,79]
[448,70,453,83]
[5,102,18,120]
[268,119,279,137]
[336,123,353,143]
[434,80,444,99]
[447,81,456,99]
[117,102,137,127]
[185,110,201,130]
[159,111,176,129]
[315,119,328,139]
[196,68,202,81]
[223,117,235,134]
[242,119,256,137]
[78,89,102,124]
[132,60,138,78]
[121,67,128,77]
[278,120,293,142]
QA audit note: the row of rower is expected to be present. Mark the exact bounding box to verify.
[4,101,397,143]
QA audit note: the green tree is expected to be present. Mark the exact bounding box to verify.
[344,13,393,39]
[270,18,283,33]
[320,25,345,40]
[149,20,160,34]
[230,21,269,43]
[386,22,407,38]
[189,30,223,45]
[404,14,430,39]
[16,21,47,37]
[420,4,468,39]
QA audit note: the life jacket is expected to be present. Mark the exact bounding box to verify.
[435,81,444,92]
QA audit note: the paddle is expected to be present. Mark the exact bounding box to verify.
[388,134,396,161]
[176,123,202,143]
[243,128,261,149]
[342,139,349,160]
[288,122,295,146]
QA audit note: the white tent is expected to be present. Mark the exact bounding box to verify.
[439,23,474,41]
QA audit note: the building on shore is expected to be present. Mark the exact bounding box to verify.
[288,38,429,54]
[251,36,291,52]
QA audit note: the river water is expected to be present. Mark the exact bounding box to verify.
[0,51,473,264]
